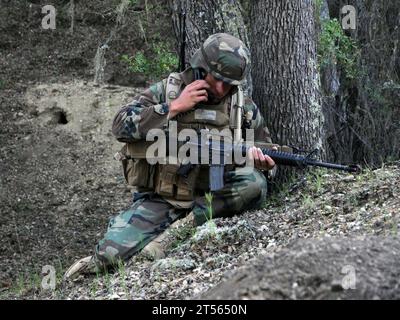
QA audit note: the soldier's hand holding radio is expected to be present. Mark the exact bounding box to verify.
[168,80,210,119]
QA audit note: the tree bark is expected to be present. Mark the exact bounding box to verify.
[250,0,325,157]
[169,0,252,95]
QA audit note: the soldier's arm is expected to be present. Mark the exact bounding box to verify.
[243,97,277,175]
[112,79,169,143]
[242,97,273,144]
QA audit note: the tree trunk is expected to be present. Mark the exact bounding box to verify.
[169,0,252,95]
[250,0,325,158]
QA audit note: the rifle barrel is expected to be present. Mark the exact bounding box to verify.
[304,159,358,172]
[255,147,358,173]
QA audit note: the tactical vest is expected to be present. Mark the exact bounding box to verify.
[119,71,244,205]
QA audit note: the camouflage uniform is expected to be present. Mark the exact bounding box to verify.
[95,33,273,267]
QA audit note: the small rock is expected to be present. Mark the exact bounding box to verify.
[110,293,120,300]
[267,240,276,249]
[342,175,355,182]
[151,258,196,271]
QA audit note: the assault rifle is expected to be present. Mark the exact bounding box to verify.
[121,136,359,191]
[180,138,359,191]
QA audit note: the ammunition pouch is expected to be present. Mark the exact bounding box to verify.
[118,144,155,192]
[155,164,200,201]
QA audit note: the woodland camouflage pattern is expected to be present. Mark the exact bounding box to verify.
[111,72,272,144]
[95,167,268,265]
[189,33,250,85]
[95,34,273,267]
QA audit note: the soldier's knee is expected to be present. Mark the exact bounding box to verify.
[234,170,267,212]
[240,168,267,195]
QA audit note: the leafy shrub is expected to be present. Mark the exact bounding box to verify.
[121,43,178,80]
[318,18,360,80]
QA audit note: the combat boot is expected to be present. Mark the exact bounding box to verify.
[141,211,195,260]
[63,255,104,280]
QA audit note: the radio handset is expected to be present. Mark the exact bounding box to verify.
[194,68,206,80]
[193,68,214,103]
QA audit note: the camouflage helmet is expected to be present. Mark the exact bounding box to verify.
[189,33,250,85]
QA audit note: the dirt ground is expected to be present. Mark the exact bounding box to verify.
[0,81,140,287]
[203,236,400,300]
[0,0,174,289]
